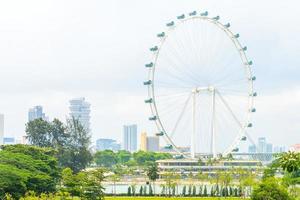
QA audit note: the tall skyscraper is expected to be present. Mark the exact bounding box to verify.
[123,124,137,152]
[28,106,48,122]
[69,97,91,132]
[0,114,3,145]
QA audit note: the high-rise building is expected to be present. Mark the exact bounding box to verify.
[257,137,267,153]
[140,132,159,152]
[123,124,137,152]
[266,143,273,153]
[28,106,48,122]
[96,138,121,151]
[147,136,159,152]
[0,114,3,145]
[248,144,256,153]
[140,132,147,151]
[69,97,91,132]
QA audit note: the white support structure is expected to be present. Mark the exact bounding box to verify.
[191,92,196,159]
[210,88,217,158]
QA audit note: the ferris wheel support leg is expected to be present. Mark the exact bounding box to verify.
[215,90,256,155]
[210,89,217,158]
[191,92,196,159]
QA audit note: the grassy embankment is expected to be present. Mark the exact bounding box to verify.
[106,197,245,200]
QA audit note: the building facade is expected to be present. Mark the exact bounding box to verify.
[140,132,159,152]
[96,138,121,151]
[140,132,147,151]
[69,97,91,132]
[147,136,159,152]
[28,106,48,122]
[123,124,137,152]
[3,137,15,145]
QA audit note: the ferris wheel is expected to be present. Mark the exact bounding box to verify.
[144,11,257,159]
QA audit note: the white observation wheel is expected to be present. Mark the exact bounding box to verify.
[144,11,257,159]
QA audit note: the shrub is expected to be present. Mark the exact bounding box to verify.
[251,178,293,200]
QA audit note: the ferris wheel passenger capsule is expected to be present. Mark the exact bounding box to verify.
[212,16,220,21]
[241,46,247,51]
[250,92,257,97]
[177,14,185,19]
[249,76,256,81]
[247,61,253,65]
[241,136,247,141]
[157,32,165,38]
[143,80,152,85]
[200,11,208,16]
[232,147,239,152]
[150,46,158,52]
[224,23,230,28]
[234,33,240,38]
[166,21,175,27]
[149,116,157,121]
[189,11,197,16]
[164,144,173,149]
[247,123,253,127]
[250,108,256,112]
[155,131,164,136]
[145,62,153,68]
[144,98,153,103]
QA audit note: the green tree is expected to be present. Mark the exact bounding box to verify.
[278,151,300,173]
[146,163,159,195]
[127,186,132,196]
[251,178,293,200]
[0,145,59,199]
[94,150,117,167]
[116,150,131,164]
[26,118,52,147]
[182,185,186,196]
[25,118,92,172]
[60,117,92,173]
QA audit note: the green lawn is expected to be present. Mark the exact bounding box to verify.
[106,197,245,200]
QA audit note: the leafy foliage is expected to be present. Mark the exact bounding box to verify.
[26,117,92,173]
[251,178,293,200]
[93,150,171,168]
[0,145,59,199]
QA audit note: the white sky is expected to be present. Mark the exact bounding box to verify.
[0,0,299,148]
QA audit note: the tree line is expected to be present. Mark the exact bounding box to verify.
[93,150,172,168]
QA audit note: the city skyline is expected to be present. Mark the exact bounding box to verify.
[0,1,299,147]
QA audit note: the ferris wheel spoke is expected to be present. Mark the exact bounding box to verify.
[162,46,201,85]
[169,93,192,138]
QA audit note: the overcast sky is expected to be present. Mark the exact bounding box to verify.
[0,0,299,148]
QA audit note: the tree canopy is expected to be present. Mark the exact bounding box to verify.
[0,145,60,199]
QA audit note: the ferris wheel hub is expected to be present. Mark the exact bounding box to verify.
[192,86,215,93]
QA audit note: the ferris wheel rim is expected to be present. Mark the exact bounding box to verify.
[145,13,256,158]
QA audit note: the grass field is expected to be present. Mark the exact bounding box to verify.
[106,197,244,200]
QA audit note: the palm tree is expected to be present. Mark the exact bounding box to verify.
[278,151,300,173]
